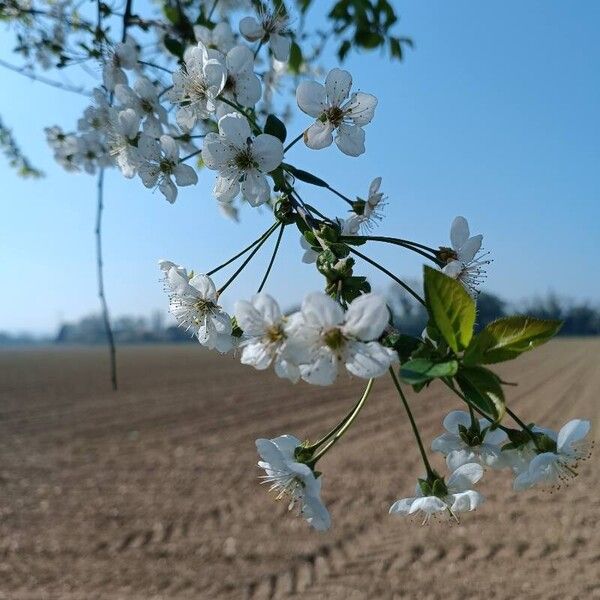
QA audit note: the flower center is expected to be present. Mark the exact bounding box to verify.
[326,106,346,127]
[437,246,459,263]
[323,327,344,350]
[159,158,175,174]
[266,324,285,343]
[140,99,154,114]
[234,148,257,171]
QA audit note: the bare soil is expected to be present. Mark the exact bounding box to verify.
[0,340,598,599]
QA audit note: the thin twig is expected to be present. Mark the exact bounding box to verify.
[257,223,285,293]
[95,170,118,390]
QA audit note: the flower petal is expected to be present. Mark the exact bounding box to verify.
[450,216,470,250]
[343,293,389,340]
[447,462,484,492]
[304,120,334,150]
[557,419,591,454]
[296,80,327,118]
[335,123,365,157]
[442,410,471,434]
[218,112,252,148]
[301,292,344,329]
[325,68,352,107]
[253,134,284,173]
[345,91,377,125]
[239,16,264,41]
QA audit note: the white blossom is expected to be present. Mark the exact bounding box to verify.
[431,410,508,470]
[194,22,236,54]
[102,36,138,91]
[513,419,592,491]
[239,6,291,62]
[389,462,485,524]
[296,68,377,156]
[167,42,227,131]
[286,292,395,386]
[441,216,489,296]
[137,134,198,203]
[346,177,386,233]
[235,293,300,382]
[114,77,167,137]
[202,112,283,206]
[220,45,262,108]
[256,434,331,531]
[106,108,141,178]
[161,265,235,353]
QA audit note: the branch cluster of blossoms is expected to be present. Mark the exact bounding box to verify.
[2,0,592,531]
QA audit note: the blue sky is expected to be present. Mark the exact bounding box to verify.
[1,1,599,334]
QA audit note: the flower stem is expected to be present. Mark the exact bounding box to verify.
[309,379,375,466]
[207,222,279,277]
[341,235,441,264]
[207,0,220,20]
[257,222,285,293]
[347,246,426,307]
[216,224,279,296]
[283,132,304,153]
[389,367,433,476]
[180,148,202,162]
[325,184,354,206]
[505,407,538,442]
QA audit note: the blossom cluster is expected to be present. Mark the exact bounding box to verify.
[5,0,591,535]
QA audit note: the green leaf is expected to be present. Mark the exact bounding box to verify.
[423,266,476,353]
[288,41,303,74]
[264,114,287,143]
[464,316,562,365]
[456,366,505,421]
[164,36,184,60]
[399,358,458,385]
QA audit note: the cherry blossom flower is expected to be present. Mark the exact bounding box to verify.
[137,134,198,203]
[194,22,236,54]
[167,42,227,132]
[440,216,489,296]
[239,5,291,62]
[114,77,167,137]
[513,419,592,491]
[286,292,395,386]
[107,108,141,178]
[431,410,508,470]
[102,36,138,91]
[346,177,386,233]
[389,462,485,524]
[220,45,262,108]
[235,293,300,382]
[162,265,235,353]
[256,434,331,531]
[296,68,377,156]
[202,112,283,206]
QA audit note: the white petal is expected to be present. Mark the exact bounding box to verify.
[241,341,272,369]
[389,497,416,515]
[138,134,160,162]
[251,293,282,324]
[450,490,484,512]
[253,134,284,173]
[302,493,331,531]
[235,299,266,336]
[160,135,179,162]
[296,80,328,118]
[174,163,198,186]
[557,419,591,454]
[409,496,447,515]
[344,341,394,379]
[301,292,344,329]
[450,216,470,250]
[159,177,177,203]
[304,120,334,150]
[241,170,271,206]
[239,16,264,41]
[345,91,377,125]
[431,433,463,455]
[272,434,302,458]
[270,33,291,62]
[213,172,241,203]
[335,123,365,156]
[138,162,159,188]
[325,68,352,107]
[202,133,237,170]
[343,293,389,340]
[483,426,508,446]
[442,411,472,434]
[458,235,483,263]
[226,45,254,75]
[176,105,197,132]
[218,112,252,148]
[447,463,484,492]
[118,108,141,139]
[446,449,478,472]
[300,350,338,386]
[188,274,217,300]
[234,71,262,107]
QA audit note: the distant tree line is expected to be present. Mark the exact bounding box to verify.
[388,286,600,338]
[0,291,598,346]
